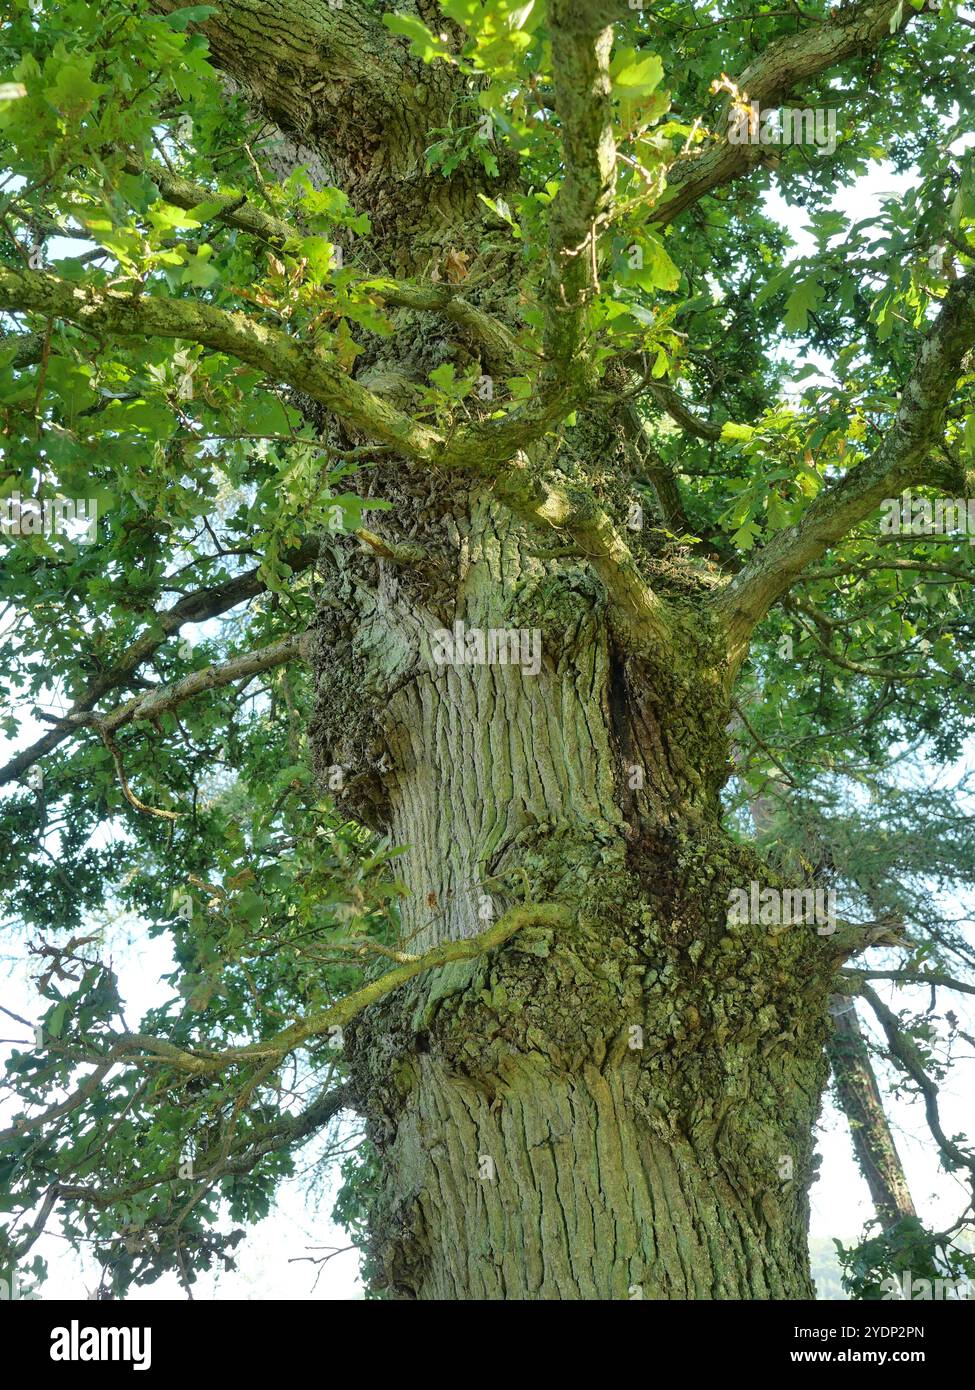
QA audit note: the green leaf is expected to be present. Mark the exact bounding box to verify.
[382,15,452,63]
[784,277,822,334]
[615,54,664,94]
[180,246,220,288]
[160,5,218,30]
[720,422,755,443]
[731,519,761,551]
[43,58,105,115]
[148,202,202,233]
[236,889,266,926]
[621,233,680,293]
[47,1001,68,1039]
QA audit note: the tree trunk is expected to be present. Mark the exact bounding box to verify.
[312,495,839,1299]
[368,1057,823,1300]
[828,997,917,1230]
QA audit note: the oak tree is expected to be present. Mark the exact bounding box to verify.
[1,0,974,1300]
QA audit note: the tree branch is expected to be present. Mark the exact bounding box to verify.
[65,632,309,736]
[0,266,440,458]
[0,265,669,645]
[785,597,932,682]
[4,1084,352,1258]
[842,968,975,997]
[124,154,299,247]
[7,903,571,1097]
[808,556,975,584]
[543,0,617,370]
[827,995,918,1230]
[652,0,912,227]
[861,982,975,1185]
[0,537,321,786]
[712,269,975,670]
[51,1084,352,1211]
[369,279,522,372]
[492,449,674,645]
[622,403,695,534]
[0,327,46,368]
[643,379,725,442]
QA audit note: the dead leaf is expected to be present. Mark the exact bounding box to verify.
[444,248,469,284]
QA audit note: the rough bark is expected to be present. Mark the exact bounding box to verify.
[827,998,918,1232]
[366,1058,819,1299]
[149,0,518,272]
[306,493,841,1298]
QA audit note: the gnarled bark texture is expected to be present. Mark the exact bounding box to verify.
[310,494,840,1299]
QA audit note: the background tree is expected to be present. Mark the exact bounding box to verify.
[1,0,974,1300]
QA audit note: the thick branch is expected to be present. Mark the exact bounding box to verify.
[63,632,309,735]
[0,267,667,647]
[125,155,299,247]
[828,995,917,1230]
[713,270,975,669]
[653,0,910,226]
[492,449,674,645]
[543,0,617,368]
[0,266,582,480]
[644,380,724,442]
[622,403,694,534]
[829,917,907,957]
[369,279,522,372]
[25,903,570,1091]
[0,328,46,368]
[0,266,440,458]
